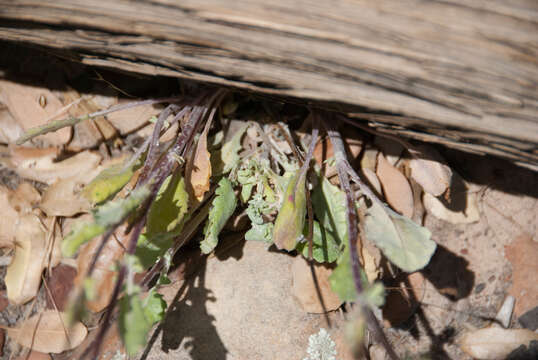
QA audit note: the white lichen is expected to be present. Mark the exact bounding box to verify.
[303,328,338,360]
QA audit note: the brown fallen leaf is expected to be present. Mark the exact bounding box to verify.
[0,80,71,146]
[4,310,87,353]
[291,256,342,313]
[63,89,118,151]
[12,351,52,360]
[8,147,101,185]
[505,234,538,317]
[45,264,77,311]
[5,214,48,305]
[9,182,41,214]
[0,106,24,144]
[376,152,414,218]
[106,99,161,136]
[40,177,91,217]
[74,224,130,312]
[423,191,480,224]
[459,327,538,360]
[0,186,20,248]
[185,115,212,204]
[408,145,452,196]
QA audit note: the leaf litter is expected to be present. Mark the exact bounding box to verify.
[0,74,534,360]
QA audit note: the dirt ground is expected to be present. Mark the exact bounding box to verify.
[0,43,537,360]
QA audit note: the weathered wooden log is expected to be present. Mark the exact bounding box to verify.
[0,0,537,165]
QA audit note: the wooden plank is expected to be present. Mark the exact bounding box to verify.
[0,0,537,164]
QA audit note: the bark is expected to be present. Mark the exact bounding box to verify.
[0,0,537,165]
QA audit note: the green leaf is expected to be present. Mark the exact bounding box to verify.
[312,176,347,246]
[245,222,274,243]
[61,222,106,258]
[134,233,173,270]
[296,221,341,263]
[119,288,152,357]
[83,159,141,204]
[62,186,150,257]
[361,199,436,272]
[329,244,385,306]
[212,123,248,175]
[146,172,189,236]
[201,177,237,254]
[142,289,167,324]
[329,244,357,302]
[93,186,151,227]
[272,170,307,251]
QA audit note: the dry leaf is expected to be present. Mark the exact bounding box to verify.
[459,327,538,359]
[505,234,538,317]
[5,214,48,305]
[0,186,20,248]
[9,148,101,185]
[186,117,212,203]
[362,168,382,195]
[408,145,452,196]
[0,106,24,144]
[106,100,161,136]
[12,351,52,360]
[40,177,91,217]
[376,152,414,218]
[63,89,118,151]
[74,224,129,312]
[0,80,71,146]
[291,256,342,313]
[5,310,87,353]
[10,182,41,212]
[423,192,480,224]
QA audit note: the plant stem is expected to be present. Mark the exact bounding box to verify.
[323,114,400,360]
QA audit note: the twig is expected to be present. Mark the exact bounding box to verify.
[16,96,184,145]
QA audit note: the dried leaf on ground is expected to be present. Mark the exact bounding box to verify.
[8,148,101,185]
[376,152,414,218]
[0,107,24,144]
[63,89,117,150]
[362,168,382,195]
[0,186,20,248]
[201,177,237,254]
[185,116,212,203]
[40,177,91,216]
[12,351,52,360]
[5,214,48,305]
[74,224,130,312]
[374,137,403,165]
[0,80,71,146]
[105,100,160,136]
[361,200,436,272]
[459,327,538,360]
[4,310,87,353]
[505,233,538,317]
[408,145,452,196]
[291,256,342,313]
[423,191,480,224]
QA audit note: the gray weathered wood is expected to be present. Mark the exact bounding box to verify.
[0,0,537,165]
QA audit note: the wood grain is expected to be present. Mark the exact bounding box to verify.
[0,0,537,164]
